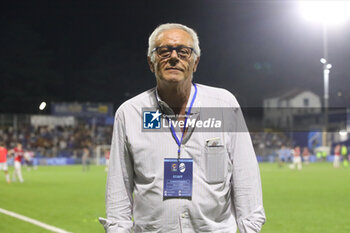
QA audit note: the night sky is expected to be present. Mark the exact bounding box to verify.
[1,0,350,114]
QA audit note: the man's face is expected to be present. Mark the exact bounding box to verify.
[148,28,200,84]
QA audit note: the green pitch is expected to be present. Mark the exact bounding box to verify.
[261,163,350,233]
[0,163,349,233]
[0,165,106,233]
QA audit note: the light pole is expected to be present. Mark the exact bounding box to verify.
[299,1,350,146]
[320,57,332,145]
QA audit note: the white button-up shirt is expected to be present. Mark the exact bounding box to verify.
[100,83,266,233]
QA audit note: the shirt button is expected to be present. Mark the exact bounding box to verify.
[181,212,189,218]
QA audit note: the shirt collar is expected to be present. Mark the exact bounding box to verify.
[155,83,200,116]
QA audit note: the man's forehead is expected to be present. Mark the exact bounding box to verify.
[156,28,193,46]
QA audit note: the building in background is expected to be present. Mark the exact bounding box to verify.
[263,88,321,129]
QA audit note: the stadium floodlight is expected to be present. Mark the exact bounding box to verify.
[299,1,350,26]
[39,102,46,111]
[300,0,350,146]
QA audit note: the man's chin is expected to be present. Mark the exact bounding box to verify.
[159,76,185,83]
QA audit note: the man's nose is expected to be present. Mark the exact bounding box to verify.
[169,49,179,66]
[170,49,178,58]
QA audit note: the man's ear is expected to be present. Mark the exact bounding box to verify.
[193,56,200,72]
[147,57,155,73]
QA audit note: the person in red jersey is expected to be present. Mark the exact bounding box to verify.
[0,142,11,183]
[11,143,24,182]
[290,146,302,170]
[302,147,310,165]
[104,148,110,172]
[333,144,341,168]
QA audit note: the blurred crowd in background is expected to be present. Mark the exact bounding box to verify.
[0,125,112,159]
[0,123,295,160]
[0,123,348,165]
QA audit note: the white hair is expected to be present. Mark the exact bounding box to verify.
[147,23,201,62]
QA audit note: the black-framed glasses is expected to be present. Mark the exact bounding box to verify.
[152,46,195,60]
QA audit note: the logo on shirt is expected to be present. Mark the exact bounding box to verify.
[143,110,161,129]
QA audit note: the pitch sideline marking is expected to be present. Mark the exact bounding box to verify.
[0,208,72,233]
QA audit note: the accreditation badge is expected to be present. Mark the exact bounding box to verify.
[163,158,193,199]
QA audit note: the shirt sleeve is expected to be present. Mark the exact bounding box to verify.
[229,108,266,233]
[100,112,134,233]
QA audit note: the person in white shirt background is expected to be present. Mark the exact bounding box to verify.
[290,146,302,170]
[99,23,266,233]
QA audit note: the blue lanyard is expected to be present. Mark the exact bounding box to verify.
[167,83,197,159]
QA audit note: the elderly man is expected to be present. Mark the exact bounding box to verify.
[100,23,265,233]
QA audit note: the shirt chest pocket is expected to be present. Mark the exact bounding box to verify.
[204,146,229,184]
